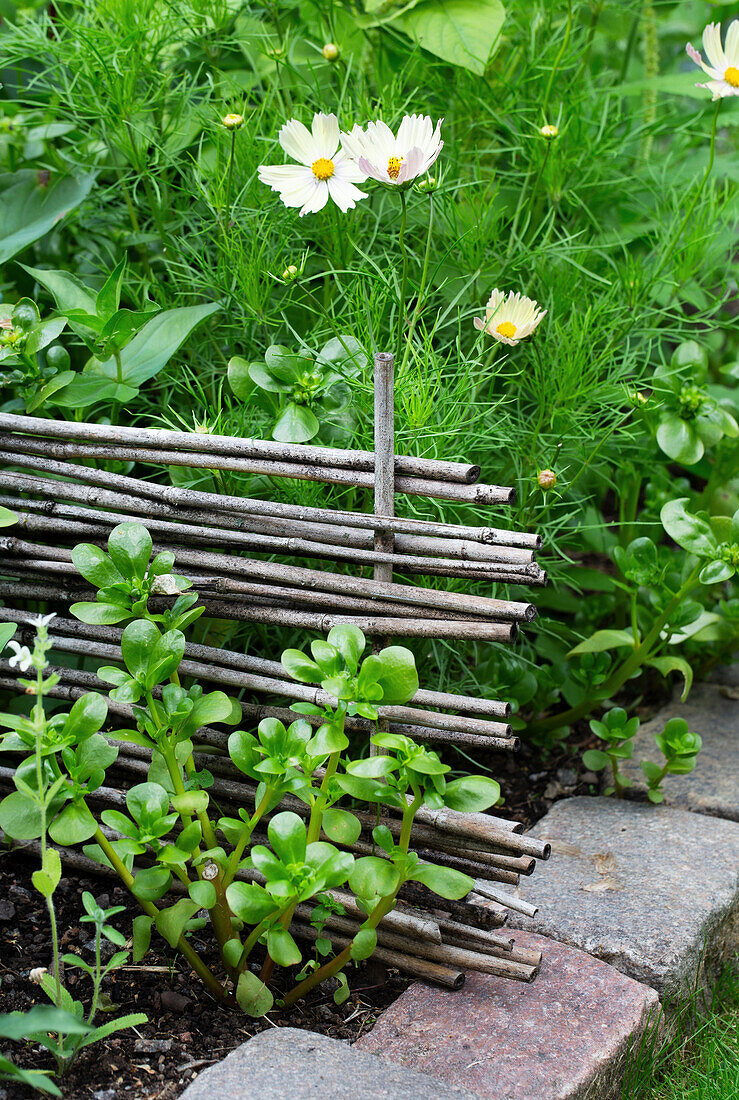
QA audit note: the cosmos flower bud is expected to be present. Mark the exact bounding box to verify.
[282,264,299,282]
[222,113,244,131]
[322,43,340,62]
[539,124,559,138]
[537,469,557,491]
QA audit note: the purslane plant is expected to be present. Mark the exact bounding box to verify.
[0,523,501,1015]
[582,707,702,802]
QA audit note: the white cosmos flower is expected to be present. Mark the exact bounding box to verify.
[258,112,367,217]
[686,21,739,100]
[474,289,547,347]
[341,114,443,188]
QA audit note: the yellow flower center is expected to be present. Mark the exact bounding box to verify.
[387,155,403,180]
[725,66,739,87]
[312,157,335,180]
[496,321,517,339]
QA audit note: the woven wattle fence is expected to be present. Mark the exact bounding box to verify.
[0,352,551,989]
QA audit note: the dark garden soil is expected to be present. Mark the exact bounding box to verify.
[0,701,666,1099]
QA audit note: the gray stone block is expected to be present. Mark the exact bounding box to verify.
[507,797,739,998]
[613,683,739,820]
[358,930,659,1100]
[179,1026,478,1100]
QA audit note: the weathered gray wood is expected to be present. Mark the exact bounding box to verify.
[0,436,514,504]
[0,412,481,484]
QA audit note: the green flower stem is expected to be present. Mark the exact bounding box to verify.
[396,189,409,360]
[651,100,721,284]
[281,791,424,1009]
[528,566,702,736]
[223,130,237,233]
[223,788,273,888]
[93,827,230,1005]
[542,0,572,114]
[400,191,434,372]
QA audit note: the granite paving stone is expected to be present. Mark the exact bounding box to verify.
[179,1026,478,1100]
[506,797,739,998]
[613,683,738,820]
[358,930,659,1100]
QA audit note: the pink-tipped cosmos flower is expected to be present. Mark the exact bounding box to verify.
[686,20,739,99]
[341,114,443,188]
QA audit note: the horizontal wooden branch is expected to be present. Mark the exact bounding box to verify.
[0,435,515,504]
[0,468,541,550]
[0,413,482,485]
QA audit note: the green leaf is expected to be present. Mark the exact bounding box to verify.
[187,879,216,910]
[348,856,399,900]
[699,559,734,585]
[96,258,126,320]
[409,862,474,899]
[49,801,98,845]
[31,848,62,899]
[70,601,133,625]
[154,899,200,948]
[373,646,419,704]
[582,749,610,771]
[661,498,716,558]
[326,624,366,672]
[0,172,94,263]
[273,402,320,443]
[0,790,44,839]
[646,657,693,701]
[97,302,220,387]
[132,914,153,962]
[77,1013,148,1049]
[0,622,18,653]
[656,416,702,464]
[227,356,257,399]
[236,971,273,1017]
[267,811,306,865]
[0,1005,91,1040]
[226,882,278,923]
[322,807,362,845]
[443,776,501,812]
[108,523,153,582]
[281,648,322,684]
[71,544,125,589]
[131,865,171,902]
[267,926,301,967]
[399,0,505,76]
[568,629,636,657]
[350,927,377,961]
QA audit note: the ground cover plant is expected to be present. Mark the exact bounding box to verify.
[0,0,738,1091]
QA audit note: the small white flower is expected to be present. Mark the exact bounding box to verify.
[27,612,56,630]
[341,114,443,188]
[258,112,368,217]
[686,20,739,100]
[7,641,33,671]
[474,289,547,346]
[29,967,48,985]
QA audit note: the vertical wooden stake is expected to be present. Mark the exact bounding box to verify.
[372,351,395,756]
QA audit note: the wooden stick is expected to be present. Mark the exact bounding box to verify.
[292,912,538,982]
[415,805,551,861]
[0,412,481,485]
[0,489,535,566]
[0,522,537,622]
[4,508,544,584]
[291,921,465,989]
[471,881,539,918]
[0,468,541,549]
[0,436,514,504]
